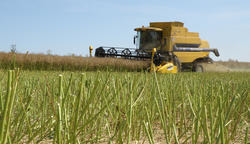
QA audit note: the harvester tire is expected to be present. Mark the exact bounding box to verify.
[173,56,181,72]
[194,64,204,72]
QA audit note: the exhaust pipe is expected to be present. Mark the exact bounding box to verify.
[173,45,220,57]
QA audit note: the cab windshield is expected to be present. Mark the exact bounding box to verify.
[136,31,162,51]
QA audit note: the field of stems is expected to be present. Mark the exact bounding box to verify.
[0,52,148,71]
[0,69,249,144]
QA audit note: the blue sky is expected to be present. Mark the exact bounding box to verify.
[0,0,249,61]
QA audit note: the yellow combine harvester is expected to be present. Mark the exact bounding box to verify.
[95,21,219,73]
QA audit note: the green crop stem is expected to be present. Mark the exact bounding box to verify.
[0,71,248,143]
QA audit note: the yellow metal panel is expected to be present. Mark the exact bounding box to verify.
[174,52,209,63]
[173,36,201,45]
[184,28,188,32]
[155,63,178,73]
[171,27,187,35]
[200,40,209,48]
[185,32,199,37]
[174,40,210,63]
[150,22,184,28]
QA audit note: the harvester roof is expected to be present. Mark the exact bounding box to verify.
[135,22,184,31]
[150,21,184,28]
[134,26,163,31]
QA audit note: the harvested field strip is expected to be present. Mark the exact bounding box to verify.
[216,61,250,72]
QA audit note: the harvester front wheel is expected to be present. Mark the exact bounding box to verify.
[173,56,181,72]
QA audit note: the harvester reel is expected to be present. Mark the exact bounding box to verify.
[107,48,117,57]
[121,48,131,58]
[95,47,106,57]
[136,50,147,60]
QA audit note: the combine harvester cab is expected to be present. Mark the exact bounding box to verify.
[95,21,220,73]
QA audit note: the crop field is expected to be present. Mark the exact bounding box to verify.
[1,52,250,72]
[0,69,249,144]
[0,52,148,71]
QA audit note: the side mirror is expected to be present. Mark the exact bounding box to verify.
[133,35,137,45]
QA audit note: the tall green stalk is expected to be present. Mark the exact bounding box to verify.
[0,70,18,144]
